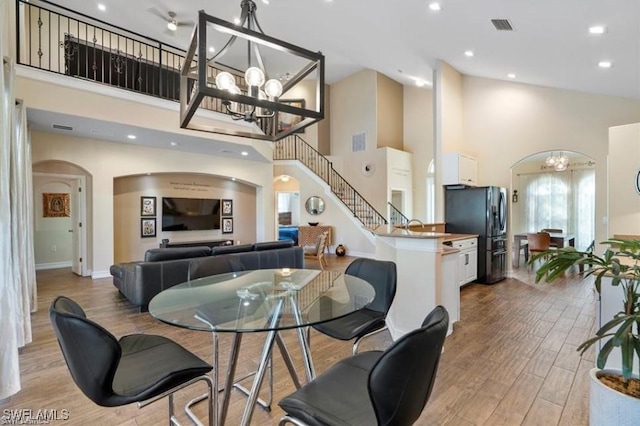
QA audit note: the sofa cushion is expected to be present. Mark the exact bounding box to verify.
[210,244,254,256]
[253,240,294,251]
[188,256,246,281]
[144,246,211,262]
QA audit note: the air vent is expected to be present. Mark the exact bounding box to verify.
[52,124,73,131]
[491,19,514,31]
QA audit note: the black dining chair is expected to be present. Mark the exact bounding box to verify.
[279,306,449,426]
[311,258,397,354]
[49,296,215,425]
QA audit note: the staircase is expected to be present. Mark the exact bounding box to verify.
[274,135,387,229]
[388,202,409,227]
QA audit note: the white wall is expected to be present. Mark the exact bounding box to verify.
[31,131,274,278]
[403,86,433,220]
[462,76,640,256]
[608,123,640,236]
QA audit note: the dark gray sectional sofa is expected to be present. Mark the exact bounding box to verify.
[109,240,303,311]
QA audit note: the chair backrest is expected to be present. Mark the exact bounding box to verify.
[527,232,551,252]
[368,306,449,425]
[49,296,122,406]
[541,228,562,234]
[345,258,397,314]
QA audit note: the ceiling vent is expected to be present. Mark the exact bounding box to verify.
[491,19,514,31]
[52,124,73,131]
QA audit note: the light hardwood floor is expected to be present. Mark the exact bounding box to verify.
[1,255,593,425]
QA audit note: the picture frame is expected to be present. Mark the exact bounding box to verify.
[277,99,306,133]
[141,218,156,238]
[43,193,70,217]
[222,217,234,234]
[222,199,233,216]
[141,196,156,216]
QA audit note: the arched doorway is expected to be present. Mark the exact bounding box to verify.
[510,151,596,267]
[32,160,91,276]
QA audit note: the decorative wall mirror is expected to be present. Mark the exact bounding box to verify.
[305,196,325,215]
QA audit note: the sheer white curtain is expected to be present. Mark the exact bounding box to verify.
[519,169,595,250]
[0,59,36,399]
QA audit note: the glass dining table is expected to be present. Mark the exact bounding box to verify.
[148,268,375,426]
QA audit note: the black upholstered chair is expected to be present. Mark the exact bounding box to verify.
[311,258,397,354]
[279,306,449,426]
[49,296,214,425]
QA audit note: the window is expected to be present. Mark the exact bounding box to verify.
[519,169,595,250]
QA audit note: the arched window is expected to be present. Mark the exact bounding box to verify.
[519,169,594,250]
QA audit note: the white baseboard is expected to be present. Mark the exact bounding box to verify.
[344,250,375,259]
[35,261,72,271]
[91,270,111,279]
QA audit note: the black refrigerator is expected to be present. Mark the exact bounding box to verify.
[445,186,507,284]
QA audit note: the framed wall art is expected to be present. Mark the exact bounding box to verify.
[222,199,233,216]
[222,217,234,234]
[43,193,70,217]
[141,218,156,238]
[141,196,156,216]
[277,99,305,133]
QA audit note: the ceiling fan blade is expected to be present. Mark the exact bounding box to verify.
[148,7,168,21]
[177,20,195,27]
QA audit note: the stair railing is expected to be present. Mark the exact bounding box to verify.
[388,202,409,227]
[275,135,387,228]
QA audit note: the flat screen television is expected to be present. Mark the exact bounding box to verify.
[161,197,221,231]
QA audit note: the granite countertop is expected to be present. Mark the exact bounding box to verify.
[371,226,478,241]
[443,233,479,242]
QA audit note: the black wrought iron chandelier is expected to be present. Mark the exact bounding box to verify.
[180,0,325,141]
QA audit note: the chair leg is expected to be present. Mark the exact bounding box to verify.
[279,415,309,426]
[353,326,389,355]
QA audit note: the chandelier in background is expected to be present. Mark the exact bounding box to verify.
[545,151,569,171]
[180,0,325,141]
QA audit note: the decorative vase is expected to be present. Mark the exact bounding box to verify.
[590,368,640,425]
[335,244,346,257]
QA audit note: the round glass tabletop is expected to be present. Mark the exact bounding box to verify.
[148,268,376,333]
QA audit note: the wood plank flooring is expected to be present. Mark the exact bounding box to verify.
[1,256,593,425]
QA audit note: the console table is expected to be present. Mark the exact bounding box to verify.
[298,225,332,248]
[159,239,233,249]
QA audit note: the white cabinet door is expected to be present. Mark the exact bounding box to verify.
[443,153,478,186]
[465,247,478,283]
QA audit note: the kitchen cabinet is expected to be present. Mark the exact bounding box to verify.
[443,152,478,186]
[452,237,478,286]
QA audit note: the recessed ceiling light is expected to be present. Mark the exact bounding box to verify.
[209,46,215,53]
[97,4,106,11]
[233,17,241,25]
[231,177,237,181]
[127,134,137,139]
[428,2,442,11]
[598,61,612,68]
[464,50,474,57]
[241,151,248,156]
[589,26,606,35]
[507,73,517,79]
[262,0,270,4]
[170,141,179,147]
[415,79,427,87]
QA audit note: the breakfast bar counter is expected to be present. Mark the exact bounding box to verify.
[371,226,457,339]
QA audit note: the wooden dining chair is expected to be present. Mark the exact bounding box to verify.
[541,229,563,247]
[527,232,553,269]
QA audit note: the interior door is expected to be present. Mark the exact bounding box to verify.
[70,177,86,276]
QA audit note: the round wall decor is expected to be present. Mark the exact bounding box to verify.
[361,162,375,176]
[635,169,640,195]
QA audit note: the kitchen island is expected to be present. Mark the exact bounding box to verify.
[372,226,476,339]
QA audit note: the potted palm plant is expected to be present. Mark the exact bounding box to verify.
[532,238,640,424]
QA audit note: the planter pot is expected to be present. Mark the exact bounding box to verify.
[590,368,640,425]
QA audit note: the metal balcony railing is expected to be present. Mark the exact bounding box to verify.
[15,0,271,134]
